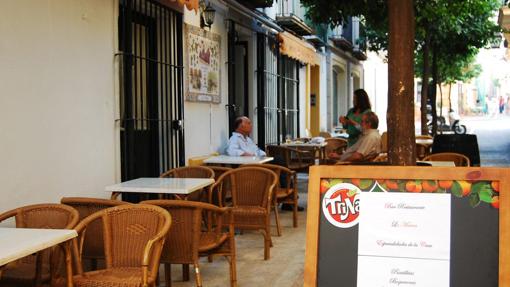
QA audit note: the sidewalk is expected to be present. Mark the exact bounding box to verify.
[162,173,309,286]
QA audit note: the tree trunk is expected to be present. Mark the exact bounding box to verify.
[448,83,452,111]
[430,46,438,136]
[420,24,431,136]
[387,0,416,166]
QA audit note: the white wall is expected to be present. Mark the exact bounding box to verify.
[363,51,388,131]
[182,2,229,159]
[0,0,118,213]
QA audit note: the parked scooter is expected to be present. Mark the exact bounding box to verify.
[427,109,466,134]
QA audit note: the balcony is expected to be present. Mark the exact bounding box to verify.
[329,19,353,51]
[275,0,314,36]
[236,0,274,9]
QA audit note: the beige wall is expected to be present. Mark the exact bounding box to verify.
[0,0,118,213]
[182,2,230,159]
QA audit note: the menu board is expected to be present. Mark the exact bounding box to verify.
[304,166,509,287]
[357,192,451,287]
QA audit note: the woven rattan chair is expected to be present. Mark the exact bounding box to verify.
[423,152,471,166]
[141,200,236,287]
[68,204,171,287]
[416,143,431,160]
[60,197,129,270]
[208,166,233,206]
[266,145,312,172]
[0,203,79,287]
[324,138,348,160]
[160,166,215,200]
[208,167,277,260]
[242,163,299,235]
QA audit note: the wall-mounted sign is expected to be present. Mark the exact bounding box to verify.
[184,24,221,104]
[304,166,509,287]
[310,94,316,106]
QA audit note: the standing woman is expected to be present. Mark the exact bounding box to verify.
[339,89,372,146]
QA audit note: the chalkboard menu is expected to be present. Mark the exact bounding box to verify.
[304,166,509,287]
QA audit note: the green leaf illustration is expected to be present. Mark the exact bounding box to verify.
[469,192,480,208]
[451,181,463,198]
[479,186,494,203]
[359,179,374,190]
[329,179,343,187]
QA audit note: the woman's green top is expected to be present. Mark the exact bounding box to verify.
[344,108,371,146]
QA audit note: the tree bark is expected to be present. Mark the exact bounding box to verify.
[387,0,416,166]
[430,46,438,136]
[420,24,431,135]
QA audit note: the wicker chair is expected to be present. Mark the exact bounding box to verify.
[141,200,236,287]
[416,143,431,160]
[0,203,79,287]
[208,167,277,260]
[318,131,332,138]
[60,197,129,270]
[68,204,171,287]
[266,145,312,172]
[324,138,348,162]
[242,163,298,235]
[208,166,233,206]
[423,152,471,166]
[160,166,215,200]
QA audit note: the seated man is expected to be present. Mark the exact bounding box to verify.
[329,112,381,162]
[226,116,266,157]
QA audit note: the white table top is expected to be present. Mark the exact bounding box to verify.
[418,161,456,167]
[105,177,214,194]
[204,155,274,165]
[0,228,77,267]
[281,142,327,147]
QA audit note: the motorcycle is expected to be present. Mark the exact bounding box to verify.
[427,109,466,135]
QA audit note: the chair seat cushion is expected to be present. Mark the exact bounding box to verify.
[198,231,228,252]
[72,267,154,287]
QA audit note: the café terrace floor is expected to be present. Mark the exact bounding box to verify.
[163,173,310,287]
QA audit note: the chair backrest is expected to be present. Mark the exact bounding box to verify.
[208,166,233,182]
[0,203,79,229]
[60,197,128,259]
[415,143,430,160]
[324,138,348,158]
[381,132,388,153]
[423,152,471,166]
[160,166,214,179]
[74,204,171,279]
[140,200,226,264]
[214,167,277,208]
[318,131,332,138]
[415,135,433,140]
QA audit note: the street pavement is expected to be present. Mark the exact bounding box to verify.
[461,114,510,167]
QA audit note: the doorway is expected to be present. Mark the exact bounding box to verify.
[118,0,185,184]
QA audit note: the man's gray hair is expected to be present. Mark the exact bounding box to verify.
[363,112,379,129]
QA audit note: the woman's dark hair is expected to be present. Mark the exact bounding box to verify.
[354,89,371,112]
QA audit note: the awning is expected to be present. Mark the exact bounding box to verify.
[159,0,199,12]
[278,31,320,66]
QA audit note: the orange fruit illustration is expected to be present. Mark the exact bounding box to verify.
[320,179,330,193]
[385,180,399,190]
[457,180,472,197]
[438,180,453,190]
[491,181,499,193]
[351,178,361,187]
[421,180,438,193]
[491,196,499,209]
[405,181,422,193]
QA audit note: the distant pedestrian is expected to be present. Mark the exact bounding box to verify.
[500,96,505,114]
